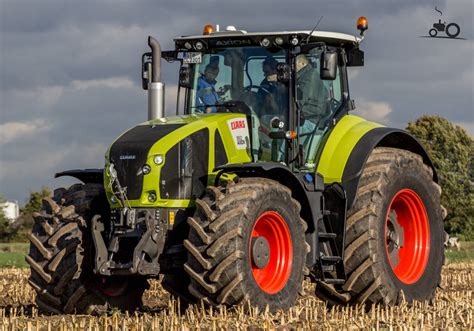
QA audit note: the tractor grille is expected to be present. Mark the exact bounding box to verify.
[109,124,183,200]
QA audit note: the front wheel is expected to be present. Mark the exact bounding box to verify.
[315,147,444,305]
[429,28,438,37]
[184,178,309,311]
[27,184,148,314]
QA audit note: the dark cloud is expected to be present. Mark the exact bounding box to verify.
[0,0,472,202]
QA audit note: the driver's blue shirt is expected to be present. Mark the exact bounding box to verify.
[196,76,219,112]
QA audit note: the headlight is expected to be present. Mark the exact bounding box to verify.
[261,38,271,47]
[148,192,157,202]
[154,155,164,165]
[194,41,204,50]
[142,164,151,175]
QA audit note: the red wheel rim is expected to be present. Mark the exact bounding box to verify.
[250,211,293,294]
[97,277,128,297]
[385,189,430,284]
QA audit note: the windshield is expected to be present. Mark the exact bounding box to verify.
[186,47,289,162]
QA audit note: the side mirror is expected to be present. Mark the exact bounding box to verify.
[320,51,337,80]
[276,63,290,83]
[142,52,152,90]
[179,66,192,88]
[347,48,364,67]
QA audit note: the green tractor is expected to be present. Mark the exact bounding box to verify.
[27,18,444,314]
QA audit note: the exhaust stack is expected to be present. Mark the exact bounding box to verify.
[148,36,165,120]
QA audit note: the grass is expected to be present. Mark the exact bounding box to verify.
[0,241,472,268]
[445,241,474,263]
[0,243,29,268]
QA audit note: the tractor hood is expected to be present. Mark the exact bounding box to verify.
[105,113,251,208]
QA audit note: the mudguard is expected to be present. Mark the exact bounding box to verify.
[55,169,104,184]
[316,115,437,209]
[342,128,437,208]
[215,163,324,233]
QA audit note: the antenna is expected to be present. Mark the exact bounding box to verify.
[302,16,324,44]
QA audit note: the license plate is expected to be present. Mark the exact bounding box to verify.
[183,52,202,64]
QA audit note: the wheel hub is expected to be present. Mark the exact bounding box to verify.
[251,236,270,269]
[386,210,405,268]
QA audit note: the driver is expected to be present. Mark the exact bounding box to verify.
[196,63,220,113]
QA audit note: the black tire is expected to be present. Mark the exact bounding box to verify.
[161,273,195,306]
[445,23,460,38]
[184,178,310,311]
[429,28,438,37]
[315,147,444,305]
[27,183,148,314]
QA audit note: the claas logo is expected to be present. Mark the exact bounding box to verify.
[231,120,246,130]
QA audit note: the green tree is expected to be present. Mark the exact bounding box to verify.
[0,194,18,241]
[11,187,53,242]
[0,194,9,236]
[20,187,52,215]
[407,115,474,240]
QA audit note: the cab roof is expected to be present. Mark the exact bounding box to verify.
[175,30,361,45]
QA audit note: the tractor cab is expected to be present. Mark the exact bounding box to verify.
[143,25,365,170]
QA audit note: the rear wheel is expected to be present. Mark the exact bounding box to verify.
[27,183,148,314]
[445,23,460,38]
[184,178,309,311]
[315,147,444,305]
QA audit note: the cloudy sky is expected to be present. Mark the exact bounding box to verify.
[1,0,473,204]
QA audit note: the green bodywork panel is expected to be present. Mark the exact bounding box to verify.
[316,114,382,184]
[104,113,382,208]
[104,113,251,208]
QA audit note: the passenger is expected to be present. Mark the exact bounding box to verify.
[295,54,328,121]
[196,63,220,113]
[259,56,285,116]
[261,56,279,86]
[295,54,329,162]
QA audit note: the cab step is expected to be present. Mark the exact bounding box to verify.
[321,255,342,262]
[318,232,337,240]
[322,278,345,285]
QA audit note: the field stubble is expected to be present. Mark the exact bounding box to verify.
[0,264,472,330]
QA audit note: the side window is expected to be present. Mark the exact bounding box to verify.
[295,48,343,169]
[189,55,229,113]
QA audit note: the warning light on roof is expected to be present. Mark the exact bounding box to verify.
[203,24,214,35]
[357,16,368,36]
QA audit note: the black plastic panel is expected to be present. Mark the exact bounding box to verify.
[160,128,209,200]
[214,130,228,167]
[110,124,183,200]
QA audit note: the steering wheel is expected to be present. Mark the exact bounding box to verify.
[216,100,253,116]
[241,85,262,93]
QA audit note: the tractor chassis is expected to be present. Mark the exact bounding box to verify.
[92,207,175,276]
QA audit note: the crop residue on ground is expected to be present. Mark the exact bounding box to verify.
[0,263,472,330]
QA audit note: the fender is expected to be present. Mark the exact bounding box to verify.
[342,127,437,208]
[55,169,104,184]
[215,163,324,233]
